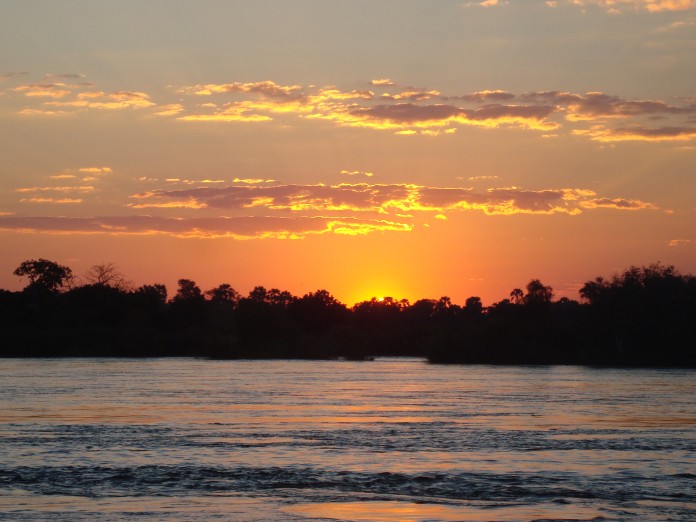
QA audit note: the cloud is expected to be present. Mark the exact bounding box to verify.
[12,77,693,145]
[0,72,29,81]
[381,88,440,102]
[14,83,71,98]
[463,175,499,181]
[129,182,656,217]
[311,88,375,102]
[46,91,155,110]
[18,108,70,116]
[340,170,375,177]
[566,0,696,12]
[180,81,305,100]
[520,91,696,121]
[18,197,83,204]
[79,167,112,174]
[419,187,583,215]
[574,125,696,141]
[166,81,695,142]
[445,90,516,102]
[153,103,184,116]
[177,103,273,122]
[668,239,692,246]
[233,178,277,184]
[580,197,658,210]
[16,186,95,193]
[44,73,85,80]
[129,183,418,213]
[370,79,395,86]
[0,215,412,239]
[312,102,557,131]
[655,18,696,32]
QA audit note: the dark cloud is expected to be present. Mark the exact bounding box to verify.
[131,183,416,212]
[348,103,466,124]
[468,104,556,121]
[585,198,657,210]
[444,90,516,102]
[44,73,85,80]
[1,72,29,80]
[131,183,655,216]
[574,125,696,142]
[520,91,695,120]
[0,215,412,239]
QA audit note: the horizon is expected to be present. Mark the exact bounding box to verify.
[2,1,695,307]
[5,257,689,309]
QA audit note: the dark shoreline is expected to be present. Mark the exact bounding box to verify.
[3,262,695,367]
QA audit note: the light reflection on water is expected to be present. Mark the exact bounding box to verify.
[1,357,695,521]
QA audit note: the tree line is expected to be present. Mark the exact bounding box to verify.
[1,259,694,366]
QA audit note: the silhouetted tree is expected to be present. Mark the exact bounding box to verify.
[266,288,295,308]
[510,288,524,305]
[14,259,73,293]
[85,262,132,290]
[173,279,204,303]
[136,284,168,304]
[206,283,240,306]
[464,296,484,317]
[248,286,268,303]
[3,258,695,365]
[524,279,553,305]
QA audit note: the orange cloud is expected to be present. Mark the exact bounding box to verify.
[574,125,696,142]
[381,89,440,102]
[47,91,155,110]
[370,79,395,86]
[166,81,696,141]
[180,80,305,100]
[0,215,412,239]
[520,91,695,121]
[79,167,112,174]
[579,197,658,210]
[445,90,516,102]
[14,83,71,98]
[1,72,29,80]
[233,178,277,184]
[130,183,656,217]
[668,239,693,246]
[567,0,696,12]
[340,170,375,177]
[18,197,83,204]
[153,103,184,116]
[16,186,96,193]
[321,102,558,131]
[18,108,70,116]
[43,73,85,80]
[177,102,273,122]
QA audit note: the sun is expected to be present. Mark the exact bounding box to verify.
[376,297,385,302]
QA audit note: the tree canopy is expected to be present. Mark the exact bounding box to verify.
[13,258,73,293]
[2,259,694,366]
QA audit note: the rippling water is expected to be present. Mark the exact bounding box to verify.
[1,358,695,521]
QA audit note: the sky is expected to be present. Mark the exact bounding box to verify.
[1,0,695,306]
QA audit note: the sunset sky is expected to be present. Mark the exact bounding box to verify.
[1,0,695,305]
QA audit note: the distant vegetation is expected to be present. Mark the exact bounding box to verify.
[1,259,694,367]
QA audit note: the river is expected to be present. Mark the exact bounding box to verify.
[1,358,695,520]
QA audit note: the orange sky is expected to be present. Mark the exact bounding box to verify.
[1,1,695,305]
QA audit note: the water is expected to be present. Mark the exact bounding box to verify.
[1,358,695,521]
